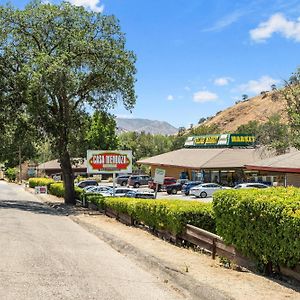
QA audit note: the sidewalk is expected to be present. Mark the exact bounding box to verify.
[31,189,300,300]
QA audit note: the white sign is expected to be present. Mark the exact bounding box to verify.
[35,186,47,194]
[154,168,165,184]
[87,150,132,174]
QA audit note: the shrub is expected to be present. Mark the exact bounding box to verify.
[28,177,54,188]
[84,196,215,235]
[48,182,64,197]
[213,187,300,267]
[6,167,17,181]
[84,193,106,210]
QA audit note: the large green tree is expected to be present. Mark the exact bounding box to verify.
[86,111,118,150]
[283,70,300,149]
[0,1,136,204]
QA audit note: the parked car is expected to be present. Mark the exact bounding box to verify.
[190,183,231,198]
[116,174,131,186]
[76,180,98,188]
[83,185,98,192]
[88,186,112,193]
[234,183,270,189]
[181,181,203,196]
[148,177,177,191]
[166,182,183,194]
[125,190,155,199]
[128,175,151,188]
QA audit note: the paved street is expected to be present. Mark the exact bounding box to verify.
[0,181,185,300]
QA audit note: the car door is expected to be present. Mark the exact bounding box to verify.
[206,184,220,196]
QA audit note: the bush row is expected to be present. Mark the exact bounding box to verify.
[29,178,83,199]
[83,193,215,235]
[28,177,54,188]
[213,187,300,268]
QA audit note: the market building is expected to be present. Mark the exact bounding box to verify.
[245,150,300,187]
[137,134,273,186]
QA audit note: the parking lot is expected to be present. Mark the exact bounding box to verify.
[93,181,213,203]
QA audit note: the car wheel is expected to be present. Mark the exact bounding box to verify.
[134,182,140,188]
[200,191,207,198]
[185,192,189,196]
[171,188,177,194]
[121,181,127,186]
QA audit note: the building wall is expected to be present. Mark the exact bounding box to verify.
[149,165,190,179]
[287,173,300,187]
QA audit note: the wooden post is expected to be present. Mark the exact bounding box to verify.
[113,172,116,197]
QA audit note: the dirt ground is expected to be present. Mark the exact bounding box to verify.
[33,190,300,300]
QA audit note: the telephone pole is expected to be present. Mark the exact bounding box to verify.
[19,146,22,183]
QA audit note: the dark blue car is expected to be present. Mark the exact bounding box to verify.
[181,181,202,195]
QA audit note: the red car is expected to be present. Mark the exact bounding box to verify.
[148,176,177,191]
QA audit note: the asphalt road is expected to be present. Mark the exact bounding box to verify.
[0,181,185,300]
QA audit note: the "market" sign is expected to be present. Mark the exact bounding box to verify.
[87,150,132,174]
[184,134,255,148]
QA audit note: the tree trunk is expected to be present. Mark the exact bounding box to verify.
[60,150,76,205]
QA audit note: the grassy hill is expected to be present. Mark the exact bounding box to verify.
[202,91,287,132]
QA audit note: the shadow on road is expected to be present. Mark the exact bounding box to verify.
[0,199,70,216]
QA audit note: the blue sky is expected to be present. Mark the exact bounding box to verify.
[3,0,300,128]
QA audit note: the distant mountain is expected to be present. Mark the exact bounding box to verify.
[116,118,178,135]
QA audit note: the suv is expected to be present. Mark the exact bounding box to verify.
[181,181,202,196]
[116,175,131,186]
[76,180,98,188]
[148,177,177,191]
[128,175,151,188]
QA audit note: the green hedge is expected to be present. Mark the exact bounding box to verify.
[28,177,54,188]
[48,182,82,199]
[213,187,300,267]
[83,194,215,235]
[29,179,82,199]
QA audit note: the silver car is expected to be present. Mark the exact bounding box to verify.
[190,183,231,198]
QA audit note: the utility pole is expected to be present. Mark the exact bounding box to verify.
[19,146,22,184]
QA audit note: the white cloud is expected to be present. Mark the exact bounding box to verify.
[214,77,234,86]
[167,94,174,101]
[250,13,300,42]
[193,91,218,103]
[184,86,191,91]
[203,10,244,32]
[67,0,104,13]
[237,76,279,94]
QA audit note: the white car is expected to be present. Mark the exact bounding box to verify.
[190,183,231,198]
[234,183,269,189]
[88,186,112,193]
[98,187,134,197]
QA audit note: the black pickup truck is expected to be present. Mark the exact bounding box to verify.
[165,182,183,194]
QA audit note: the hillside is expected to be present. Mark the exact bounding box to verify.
[116,118,178,135]
[202,91,287,132]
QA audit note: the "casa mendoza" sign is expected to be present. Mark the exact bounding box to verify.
[87,150,132,174]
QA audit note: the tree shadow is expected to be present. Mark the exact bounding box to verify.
[0,199,72,216]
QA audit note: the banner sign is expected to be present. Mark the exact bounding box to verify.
[154,168,166,184]
[185,134,255,148]
[87,150,132,174]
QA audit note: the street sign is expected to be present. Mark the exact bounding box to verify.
[87,150,132,174]
[154,168,165,184]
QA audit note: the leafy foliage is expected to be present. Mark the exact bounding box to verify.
[235,114,290,154]
[5,167,17,181]
[0,1,136,203]
[213,188,300,267]
[28,177,54,188]
[83,194,215,235]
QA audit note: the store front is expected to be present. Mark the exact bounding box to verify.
[138,134,270,186]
